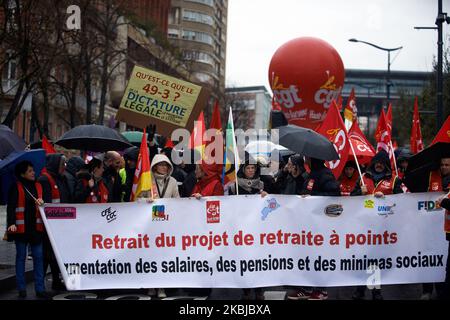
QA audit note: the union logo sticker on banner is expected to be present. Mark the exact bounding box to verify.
[116,65,209,137]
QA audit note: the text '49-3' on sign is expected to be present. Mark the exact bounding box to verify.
[116,65,209,137]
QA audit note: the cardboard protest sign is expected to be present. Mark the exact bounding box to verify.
[116,65,209,137]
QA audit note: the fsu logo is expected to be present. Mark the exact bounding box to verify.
[152,205,169,221]
[206,201,220,224]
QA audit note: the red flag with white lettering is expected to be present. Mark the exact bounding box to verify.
[431,115,450,145]
[375,108,396,172]
[410,97,424,154]
[317,101,350,178]
[348,120,375,165]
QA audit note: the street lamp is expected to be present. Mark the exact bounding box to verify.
[349,38,403,104]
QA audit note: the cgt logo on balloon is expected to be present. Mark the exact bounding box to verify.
[269,37,345,129]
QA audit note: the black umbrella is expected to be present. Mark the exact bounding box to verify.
[404,142,450,192]
[55,125,133,152]
[276,125,339,161]
[0,125,27,159]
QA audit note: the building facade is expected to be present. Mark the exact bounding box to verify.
[167,0,228,101]
[343,69,433,138]
[226,86,272,130]
[127,0,171,34]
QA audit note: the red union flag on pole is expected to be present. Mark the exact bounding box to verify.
[431,115,450,145]
[343,88,357,131]
[410,97,424,154]
[375,108,397,173]
[348,120,376,165]
[317,100,349,178]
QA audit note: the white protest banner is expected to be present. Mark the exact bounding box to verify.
[39,193,448,290]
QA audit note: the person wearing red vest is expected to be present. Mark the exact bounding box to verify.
[191,162,224,198]
[74,156,109,203]
[351,151,404,300]
[339,161,359,196]
[6,160,50,299]
[38,154,70,291]
[422,157,450,300]
[352,150,403,197]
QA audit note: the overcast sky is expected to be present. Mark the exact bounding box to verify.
[225,0,449,90]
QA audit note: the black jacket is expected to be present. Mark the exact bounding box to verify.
[103,166,122,203]
[7,178,43,244]
[38,154,72,204]
[282,173,306,195]
[73,172,110,203]
[63,156,85,202]
[302,161,340,196]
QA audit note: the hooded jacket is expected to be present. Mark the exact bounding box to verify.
[150,154,180,199]
[38,154,71,203]
[302,158,340,196]
[191,162,224,197]
[63,156,85,201]
[351,150,403,195]
[228,155,264,195]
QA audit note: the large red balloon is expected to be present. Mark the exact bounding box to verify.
[269,37,345,129]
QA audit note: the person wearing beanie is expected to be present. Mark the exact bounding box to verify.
[63,156,85,202]
[119,146,139,202]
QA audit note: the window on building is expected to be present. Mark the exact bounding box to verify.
[193,72,214,85]
[168,28,180,38]
[2,51,17,91]
[183,50,215,66]
[185,0,214,7]
[182,30,213,45]
[183,10,213,26]
[168,7,180,25]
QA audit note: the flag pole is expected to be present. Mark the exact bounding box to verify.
[229,107,240,196]
[389,140,399,177]
[347,137,365,187]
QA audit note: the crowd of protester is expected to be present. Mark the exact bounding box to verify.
[4,136,450,300]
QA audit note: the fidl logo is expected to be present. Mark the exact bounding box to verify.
[152,205,169,221]
[418,201,442,212]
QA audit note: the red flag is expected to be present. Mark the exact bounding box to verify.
[131,128,152,201]
[42,135,56,154]
[386,104,393,135]
[410,97,424,153]
[189,111,206,156]
[348,120,376,165]
[344,88,357,123]
[375,108,396,171]
[164,138,175,149]
[317,101,350,179]
[210,100,222,131]
[431,115,450,145]
[337,95,343,111]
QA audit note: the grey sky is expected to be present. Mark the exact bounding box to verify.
[225,0,449,89]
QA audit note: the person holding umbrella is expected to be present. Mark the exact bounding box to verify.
[6,160,50,299]
[74,156,109,203]
[119,147,139,202]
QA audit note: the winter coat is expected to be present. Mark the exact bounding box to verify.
[73,171,110,203]
[103,166,122,203]
[38,154,71,204]
[302,159,340,196]
[150,154,180,199]
[228,162,264,195]
[351,150,403,196]
[191,163,224,197]
[7,177,44,244]
[63,156,85,202]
